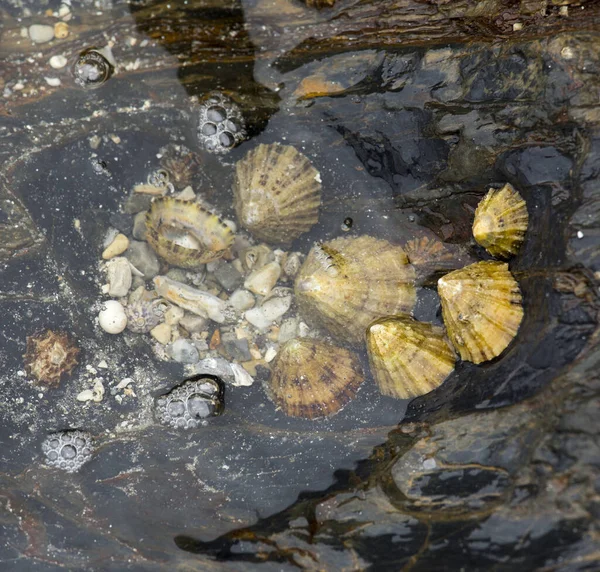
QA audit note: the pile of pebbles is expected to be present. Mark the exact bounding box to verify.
[95,173,313,388]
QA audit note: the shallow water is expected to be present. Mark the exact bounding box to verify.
[1,1,599,570]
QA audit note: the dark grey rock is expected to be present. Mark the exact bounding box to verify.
[124,240,160,278]
[213,262,243,292]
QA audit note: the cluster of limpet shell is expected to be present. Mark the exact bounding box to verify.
[93,117,529,425]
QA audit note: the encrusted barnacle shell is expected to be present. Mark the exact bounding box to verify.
[265,338,363,419]
[233,143,322,245]
[437,261,524,364]
[125,286,166,333]
[159,144,200,189]
[295,236,416,344]
[41,430,94,473]
[146,197,234,268]
[24,330,80,387]
[472,183,528,258]
[366,316,455,399]
[155,375,224,429]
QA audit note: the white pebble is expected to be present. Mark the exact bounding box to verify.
[423,458,437,470]
[98,300,128,334]
[229,289,255,313]
[44,76,61,87]
[264,346,278,363]
[49,55,68,69]
[76,389,95,402]
[577,230,584,239]
[230,363,254,387]
[116,377,133,390]
[106,256,132,297]
[28,24,55,43]
[244,262,281,296]
[97,360,108,369]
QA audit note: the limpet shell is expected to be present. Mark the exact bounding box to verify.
[233,143,322,245]
[146,197,233,268]
[366,316,455,399]
[472,183,528,258]
[295,236,416,344]
[265,338,364,419]
[437,261,524,364]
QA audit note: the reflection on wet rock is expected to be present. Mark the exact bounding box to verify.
[155,375,224,429]
[41,430,94,473]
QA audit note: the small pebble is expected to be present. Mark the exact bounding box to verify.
[577,231,584,239]
[244,262,281,296]
[164,306,185,326]
[176,186,196,201]
[264,346,278,363]
[49,55,68,69]
[54,22,69,39]
[231,363,254,387]
[167,339,199,364]
[125,241,160,278]
[106,257,132,298]
[97,360,108,369]
[179,313,208,334]
[132,211,148,240]
[102,233,129,260]
[423,458,437,470]
[150,323,172,345]
[44,77,61,87]
[28,24,54,43]
[116,377,133,389]
[229,289,255,313]
[98,300,128,334]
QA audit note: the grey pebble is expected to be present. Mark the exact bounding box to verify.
[132,210,148,240]
[167,339,200,364]
[221,332,252,362]
[109,212,134,235]
[213,262,243,292]
[180,313,208,334]
[125,241,160,279]
[123,193,153,214]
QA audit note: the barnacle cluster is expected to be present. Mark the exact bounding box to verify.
[155,376,224,429]
[23,329,80,387]
[197,92,246,154]
[41,430,94,473]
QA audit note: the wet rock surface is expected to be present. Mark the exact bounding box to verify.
[0,0,598,570]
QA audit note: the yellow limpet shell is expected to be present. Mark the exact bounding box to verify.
[472,183,528,258]
[146,197,234,269]
[366,316,455,399]
[438,261,524,364]
[266,338,364,419]
[295,235,416,345]
[233,143,321,245]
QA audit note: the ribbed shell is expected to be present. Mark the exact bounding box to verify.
[472,183,528,258]
[233,143,321,245]
[366,316,455,399]
[437,261,524,364]
[295,236,416,344]
[146,197,233,268]
[266,338,363,419]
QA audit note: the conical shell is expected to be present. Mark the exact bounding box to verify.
[266,338,363,419]
[146,197,234,268]
[295,236,416,344]
[437,261,524,364]
[366,316,455,399]
[472,183,528,258]
[233,143,321,245]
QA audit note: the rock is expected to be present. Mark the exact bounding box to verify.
[165,268,189,282]
[185,357,235,381]
[260,294,292,322]
[102,233,129,260]
[244,307,272,331]
[164,306,185,326]
[98,300,127,334]
[167,339,200,364]
[213,262,244,292]
[229,289,255,313]
[123,193,153,214]
[231,363,254,387]
[153,275,228,323]
[179,313,208,334]
[109,212,134,235]
[221,332,252,362]
[150,323,171,344]
[28,24,54,43]
[125,241,160,279]
[264,346,278,363]
[106,257,132,298]
[132,211,148,240]
[176,186,196,201]
[282,252,303,279]
[278,317,299,343]
[244,261,281,296]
